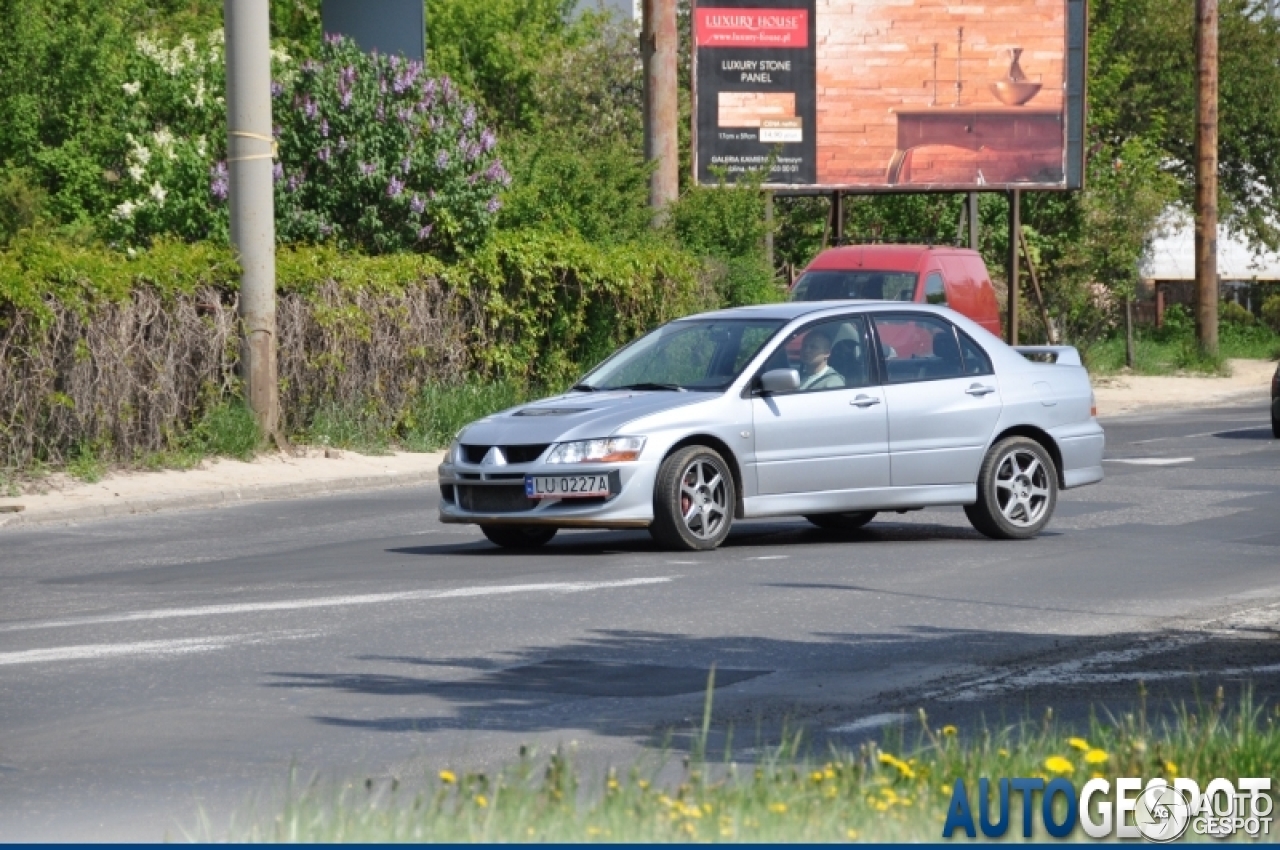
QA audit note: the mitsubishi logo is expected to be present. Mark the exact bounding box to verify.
[481,446,507,466]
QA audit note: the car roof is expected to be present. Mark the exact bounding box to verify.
[805,244,973,272]
[683,300,963,323]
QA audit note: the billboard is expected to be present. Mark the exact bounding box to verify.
[693,0,1086,191]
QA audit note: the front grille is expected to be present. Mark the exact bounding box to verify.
[456,485,537,513]
[461,444,551,464]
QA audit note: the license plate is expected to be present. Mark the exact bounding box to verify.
[524,474,612,499]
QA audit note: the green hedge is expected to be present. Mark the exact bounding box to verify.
[0,231,716,469]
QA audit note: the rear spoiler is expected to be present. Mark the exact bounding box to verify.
[1015,346,1082,367]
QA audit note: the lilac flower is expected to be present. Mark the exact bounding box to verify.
[303,98,318,120]
[387,176,404,197]
[410,194,425,214]
[340,66,356,86]
[396,107,413,123]
[270,81,284,98]
[484,159,510,185]
[465,141,481,162]
[286,173,303,192]
[462,105,476,129]
[359,162,376,177]
[467,173,478,185]
[340,88,353,109]
[417,224,433,241]
[338,137,349,152]
[379,78,387,95]
[325,32,343,45]
[320,119,329,138]
[479,128,497,153]
[429,116,443,132]
[272,162,284,182]
[389,55,400,69]
[209,161,229,201]
[302,59,319,73]
[486,197,501,214]
[375,104,385,121]
[401,157,412,174]
[318,146,331,163]
[436,150,449,169]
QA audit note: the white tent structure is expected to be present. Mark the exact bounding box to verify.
[1141,208,1280,282]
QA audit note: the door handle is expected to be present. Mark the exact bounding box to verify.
[850,394,882,407]
[966,384,996,397]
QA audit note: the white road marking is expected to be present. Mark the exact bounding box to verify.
[830,712,908,735]
[0,636,245,666]
[1105,457,1195,466]
[0,577,677,634]
[745,555,789,561]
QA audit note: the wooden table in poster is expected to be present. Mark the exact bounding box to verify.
[885,106,1063,185]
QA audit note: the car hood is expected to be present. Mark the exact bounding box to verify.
[457,390,716,446]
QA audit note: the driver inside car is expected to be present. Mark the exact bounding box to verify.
[798,328,845,391]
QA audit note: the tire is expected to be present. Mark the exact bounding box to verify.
[1272,412,1280,439]
[805,511,877,531]
[650,445,736,551]
[481,525,557,549]
[964,436,1058,540]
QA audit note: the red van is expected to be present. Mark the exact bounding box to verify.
[789,245,1002,337]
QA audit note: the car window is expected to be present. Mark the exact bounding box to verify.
[581,319,785,391]
[791,270,918,302]
[957,329,994,376]
[924,272,947,305]
[765,316,874,392]
[871,314,966,384]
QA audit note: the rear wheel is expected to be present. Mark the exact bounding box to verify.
[964,436,1058,540]
[480,525,557,549]
[650,446,735,551]
[1272,411,1279,439]
[805,511,877,531]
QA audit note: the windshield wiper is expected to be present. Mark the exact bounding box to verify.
[570,383,596,392]
[613,382,686,392]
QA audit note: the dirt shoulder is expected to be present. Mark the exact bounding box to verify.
[1,359,1274,527]
[1092,357,1274,417]
[0,448,444,527]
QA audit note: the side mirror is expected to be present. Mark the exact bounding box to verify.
[759,368,801,394]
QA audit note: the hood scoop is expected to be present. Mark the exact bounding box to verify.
[512,407,589,417]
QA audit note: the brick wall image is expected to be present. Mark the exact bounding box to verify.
[815,0,1067,187]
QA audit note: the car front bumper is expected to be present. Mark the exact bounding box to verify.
[437,459,661,528]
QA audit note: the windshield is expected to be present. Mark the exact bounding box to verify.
[576,318,786,392]
[791,269,918,302]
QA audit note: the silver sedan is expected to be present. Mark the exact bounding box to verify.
[438,302,1105,550]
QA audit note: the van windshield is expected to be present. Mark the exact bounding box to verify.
[790,270,918,302]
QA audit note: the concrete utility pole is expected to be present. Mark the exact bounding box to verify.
[1194,0,1219,354]
[225,0,279,437]
[642,0,679,218]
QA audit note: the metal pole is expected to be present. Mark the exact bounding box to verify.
[1007,189,1020,345]
[967,192,979,250]
[1194,0,1219,354]
[832,191,844,244]
[225,0,278,438]
[642,0,678,219]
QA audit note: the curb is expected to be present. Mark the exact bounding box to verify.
[0,467,440,529]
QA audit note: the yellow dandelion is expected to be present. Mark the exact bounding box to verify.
[1163,760,1178,774]
[438,769,456,784]
[769,802,788,814]
[1067,737,1090,751]
[474,794,488,808]
[997,748,1009,758]
[1085,749,1109,764]
[586,826,603,837]
[527,827,536,837]
[682,821,696,836]
[824,767,836,781]
[942,725,958,737]
[1044,756,1074,775]
[607,778,619,791]
[720,827,734,837]
[811,770,826,783]
[638,779,650,790]
[1091,772,1106,780]
[847,828,859,840]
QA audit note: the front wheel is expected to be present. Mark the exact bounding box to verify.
[481,525,557,549]
[805,511,877,531]
[650,446,736,551]
[964,436,1058,540]
[1272,410,1279,439]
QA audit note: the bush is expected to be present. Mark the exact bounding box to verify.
[1219,299,1255,326]
[1262,292,1280,333]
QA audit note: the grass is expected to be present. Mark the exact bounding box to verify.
[225,686,1280,843]
[1083,306,1280,376]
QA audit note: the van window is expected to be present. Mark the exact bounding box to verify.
[924,273,947,305]
[791,270,918,302]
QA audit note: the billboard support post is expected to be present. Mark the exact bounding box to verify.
[643,0,679,219]
[224,0,278,440]
[1007,189,1020,345]
[831,191,844,244]
[1194,0,1219,355]
[968,192,979,250]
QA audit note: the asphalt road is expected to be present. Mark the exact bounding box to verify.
[1,401,1277,840]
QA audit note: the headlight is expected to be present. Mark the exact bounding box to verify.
[546,436,646,464]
